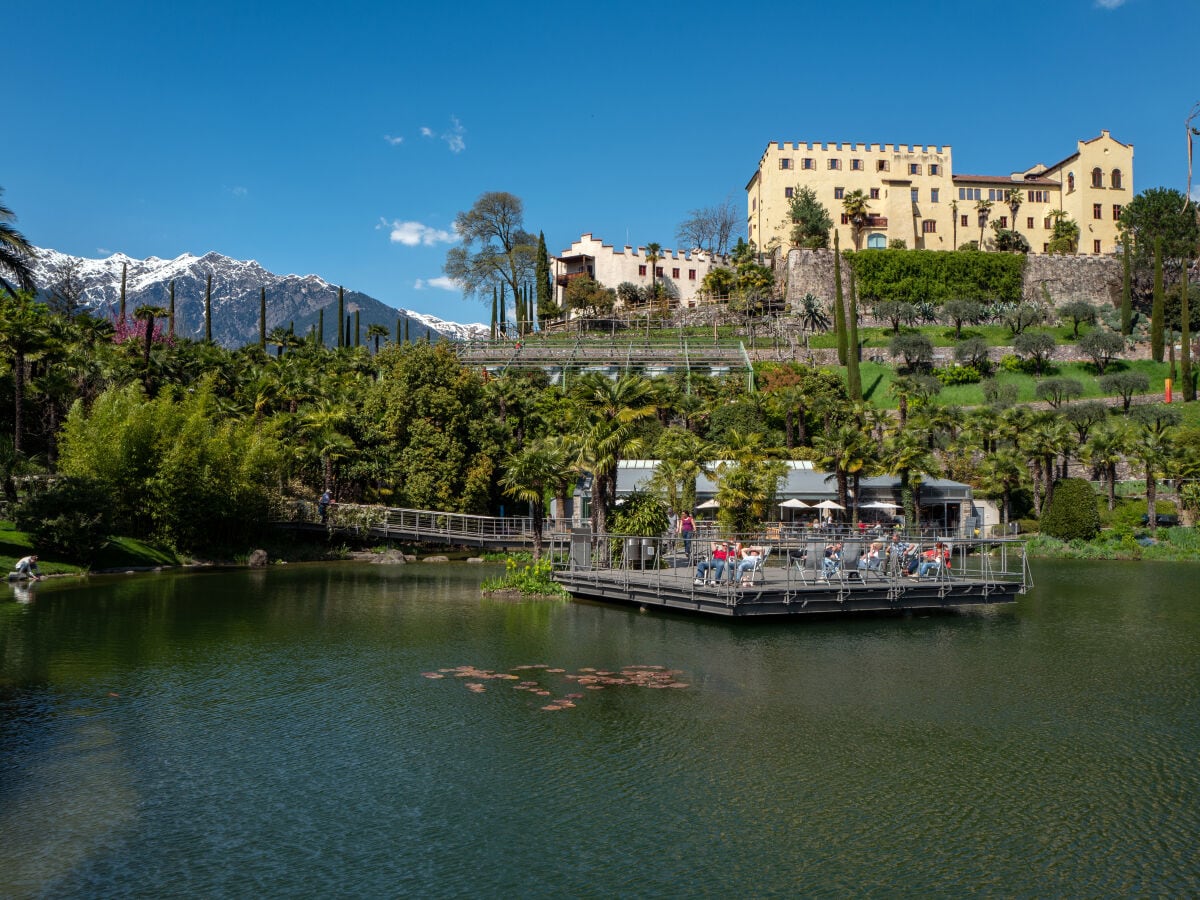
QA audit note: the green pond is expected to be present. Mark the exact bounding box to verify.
[0,560,1197,897]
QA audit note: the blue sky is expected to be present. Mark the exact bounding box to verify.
[5,0,1196,326]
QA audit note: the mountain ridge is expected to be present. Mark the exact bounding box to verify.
[24,247,488,346]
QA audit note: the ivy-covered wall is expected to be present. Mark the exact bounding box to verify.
[784,249,1122,309]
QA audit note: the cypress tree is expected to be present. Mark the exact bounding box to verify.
[1120,235,1133,336]
[1182,261,1193,401]
[833,232,847,365]
[168,279,176,337]
[354,309,361,347]
[1151,237,1164,363]
[847,258,862,401]
[337,286,345,348]
[259,286,267,350]
[204,273,212,342]
[499,284,507,337]
[318,307,324,347]
[405,318,410,344]
[119,262,127,323]
[491,286,498,340]
[345,315,351,348]
[536,231,553,326]
[396,315,402,345]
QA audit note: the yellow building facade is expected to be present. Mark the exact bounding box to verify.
[745,130,1133,256]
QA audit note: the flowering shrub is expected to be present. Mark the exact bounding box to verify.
[481,557,565,596]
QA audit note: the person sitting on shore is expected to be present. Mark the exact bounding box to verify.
[14,554,42,582]
[695,542,733,585]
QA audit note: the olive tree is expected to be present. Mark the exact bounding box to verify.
[1078,329,1126,374]
[1034,377,1084,409]
[1057,300,1097,339]
[1013,331,1057,375]
[1099,370,1151,414]
[888,332,934,371]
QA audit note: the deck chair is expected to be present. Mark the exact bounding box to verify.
[739,546,771,586]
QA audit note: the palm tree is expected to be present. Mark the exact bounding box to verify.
[949,198,959,249]
[882,430,940,531]
[0,189,36,299]
[1007,188,1023,240]
[300,399,354,493]
[570,373,657,534]
[813,423,874,520]
[1082,421,1131,512]
[975,447,1026,527]
[366,323,390,354]
[976,199,993,249]
[842,190,871,251]
[1131,404,1181,535]
[0,292,51,453]
[644,242,662,301]
[499,439,563,559]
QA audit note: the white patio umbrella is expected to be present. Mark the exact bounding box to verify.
[696,498,720,509]
[813,500,845,510]
[778,499,810,509]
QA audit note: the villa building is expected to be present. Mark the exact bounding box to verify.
[550,234,729,310]
[745,130,1133,257]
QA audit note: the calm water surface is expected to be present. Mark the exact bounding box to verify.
[1,560,1197,897]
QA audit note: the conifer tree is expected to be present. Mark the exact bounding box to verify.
[535,231,555,325]
[491,286,498,340]
[337,287,345,348]
[396,315,402,345]
[1151,237,1165,363]
[345,315,351,348]
[847,259,862,401]
[833,232,847,365]
[499,284,507,337]
[1121,235,1133,335]
[1182,259,1193,401]
[204,273,212,342]
[318,308,324,346]
[259,286,266,350]
[405,318,410,344]
[354,309,361,347]
[168,279,175,337]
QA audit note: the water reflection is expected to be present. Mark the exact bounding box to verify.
[0,560,1197,897]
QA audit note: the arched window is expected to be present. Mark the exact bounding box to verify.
[1111,169,1123,190]
[1091,167,1104,188]
[1067,172,1075,192]
[867,233,887,250]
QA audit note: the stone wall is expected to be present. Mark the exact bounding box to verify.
[781,249,1124,311]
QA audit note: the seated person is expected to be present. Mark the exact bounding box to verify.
[695,542,733,585]
[734,546,764,584]
[917,542,951,578]
[859,541,884,571]
[821,542,843,578]
[903,544,922,576]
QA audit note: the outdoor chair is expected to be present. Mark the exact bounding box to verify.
[739,547,771,587]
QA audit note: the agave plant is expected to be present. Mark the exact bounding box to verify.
[797,292,830,333]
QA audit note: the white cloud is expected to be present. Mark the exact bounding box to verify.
[378,218,457,246]
[227,185,248,198]
[383,134,404,146]
[442,116,466,153]
[414,276,459,291]
[1095,0,1127,8]
[418,118,466,153]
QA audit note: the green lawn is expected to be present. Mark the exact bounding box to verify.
[812,323,1097,351]
[0,521,179,576]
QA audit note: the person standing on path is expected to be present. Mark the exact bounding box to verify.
[319,490,333,524]
[679,512,695,559]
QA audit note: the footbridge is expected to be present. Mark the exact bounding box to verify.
[274,501,563,550]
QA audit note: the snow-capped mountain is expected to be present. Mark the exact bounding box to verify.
[25,248,489,346]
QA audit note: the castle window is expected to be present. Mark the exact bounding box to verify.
[1027,217,1034,229]
[961,215,969,228]
[922,219,936,234]
[851,159,863,171]
[999,216,1008,228]
[802,158,815,170]
[828,158,841,170]
[1067,172,1075,192]
[870,188,880,200]
[1091,167,1103,188]
[655,267,664,277]
[779,158,793,170]
[929,164,941,176]
[931,188,939,203]
[785,187,794,199]
[877,160,889,172]
[1094,240,1102,254]
[1093,203,1102,219]
[909,163,921,175]
[1111,169,1123,190]
[1113,204,1122,220]
[841,214,850,225]
[688,269,696,280]
[638,265,647,276]
[834,187,845,199]
[1044,217,1052,230]
[911,188,919,203]
[672,268,680,279]
[867,234,887,249]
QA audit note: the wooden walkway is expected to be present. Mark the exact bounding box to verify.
[554,534,1031,618]
[276,503,557,550]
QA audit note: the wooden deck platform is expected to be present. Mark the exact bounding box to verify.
[554,538,1030,619]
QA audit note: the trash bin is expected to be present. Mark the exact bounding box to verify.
[624,538,644,567]
[570,527,592,571]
